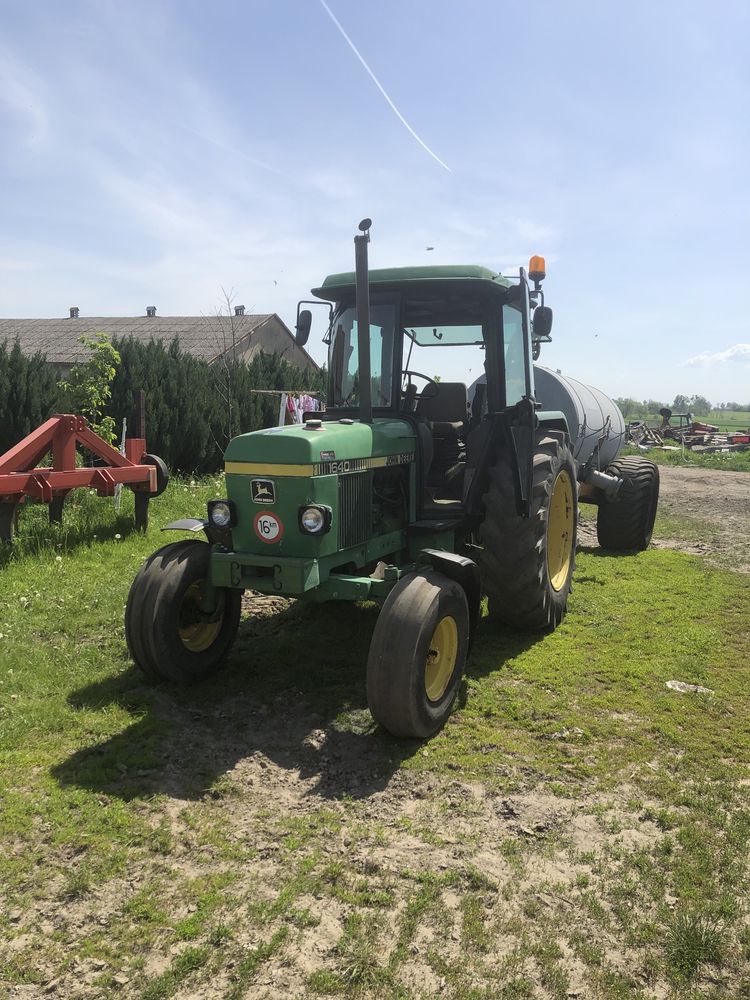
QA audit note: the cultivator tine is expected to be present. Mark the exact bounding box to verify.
[134,492,149,533]
[49,496,65,525]
[0,502,19,544]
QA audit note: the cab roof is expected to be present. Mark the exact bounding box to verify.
[312,264,513,302]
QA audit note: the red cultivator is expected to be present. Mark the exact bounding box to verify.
[0,414,168,542]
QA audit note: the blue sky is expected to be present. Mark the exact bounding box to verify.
[2,0,749,405]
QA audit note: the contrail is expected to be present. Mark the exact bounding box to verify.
[318,0,451,173]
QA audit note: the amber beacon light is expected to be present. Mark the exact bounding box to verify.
[528,255,546,283]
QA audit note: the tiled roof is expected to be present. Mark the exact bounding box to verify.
[0,313,276,364]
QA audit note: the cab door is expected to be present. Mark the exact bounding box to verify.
[502,269,536,516]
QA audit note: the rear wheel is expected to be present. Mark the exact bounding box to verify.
[479,434,578,631]
[125,539,241,682]
[141,454,169,497]
[367,569,469,739]
[597,456,659,551]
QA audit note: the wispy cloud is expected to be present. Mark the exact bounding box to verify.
[317,0,451,173]
[681,343,750,366]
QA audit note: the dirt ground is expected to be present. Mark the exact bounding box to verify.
[578,464,750,572]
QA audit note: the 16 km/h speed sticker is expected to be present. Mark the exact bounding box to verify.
[253,511,284,544]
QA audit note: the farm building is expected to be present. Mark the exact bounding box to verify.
[0,306,319,375]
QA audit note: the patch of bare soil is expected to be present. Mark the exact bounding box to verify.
[16,693,677,1000]
[578,464,750,571]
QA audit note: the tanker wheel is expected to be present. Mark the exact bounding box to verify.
[366,569,469,739]
[596,456,659,551]
[478,434,578,631]
[125,539,241,683]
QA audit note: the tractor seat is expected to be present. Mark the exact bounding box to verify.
[415,382,468,434]
[416,383,468,489]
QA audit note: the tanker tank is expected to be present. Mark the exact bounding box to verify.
[532,366,626,469]
[467,367,626,475]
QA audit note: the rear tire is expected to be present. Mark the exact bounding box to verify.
[596,456,659,551]
[367,569,469,739]
[479,434,578,631]
[125,539,241,682]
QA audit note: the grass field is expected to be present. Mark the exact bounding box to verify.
[704,410,750,432]
[1,481,750,998]
[622,445,750,473]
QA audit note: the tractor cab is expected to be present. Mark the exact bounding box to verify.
[306,254,546,516]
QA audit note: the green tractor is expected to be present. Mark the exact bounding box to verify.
[125,219,659,738]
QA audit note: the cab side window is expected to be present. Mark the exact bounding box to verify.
[502,304,526,406]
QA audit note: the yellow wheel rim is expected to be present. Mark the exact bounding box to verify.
[178,581,223,652]
[425,615,458,702]
[547,469,575,592]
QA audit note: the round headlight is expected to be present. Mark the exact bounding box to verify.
[210,501,232,528]
[300,506,326,534]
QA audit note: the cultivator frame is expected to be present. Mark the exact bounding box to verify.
[0,413,167,542]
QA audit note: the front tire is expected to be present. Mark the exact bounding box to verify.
[597,456,659,551]
[366,569,469,739]
[479,434,578,631]
[125,539,241,682]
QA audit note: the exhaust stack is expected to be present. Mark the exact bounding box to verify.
[353,218,373,425]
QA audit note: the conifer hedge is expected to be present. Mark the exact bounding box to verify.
[0,336,326,474]
[0,340,59,455]
[108,338,326,475]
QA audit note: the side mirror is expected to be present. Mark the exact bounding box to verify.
[295,309,312,346]
[532,305,553,339]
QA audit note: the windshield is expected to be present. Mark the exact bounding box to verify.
[327,291,526,409]
[329,302,397,407]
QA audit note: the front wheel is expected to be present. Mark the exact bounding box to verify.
[366,569,469,739]
[125,539,241,682]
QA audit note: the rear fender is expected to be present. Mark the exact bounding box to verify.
[537,409,570,439]
[418,549,481,650]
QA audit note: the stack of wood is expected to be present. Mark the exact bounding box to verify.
[626,421,665,446]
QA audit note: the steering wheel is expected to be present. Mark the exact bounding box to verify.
[402,370,438,412]
[402,370,438,393]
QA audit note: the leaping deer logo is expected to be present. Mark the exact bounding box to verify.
[252,480,275,503]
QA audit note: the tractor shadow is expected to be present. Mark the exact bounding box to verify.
[53,598,544,805]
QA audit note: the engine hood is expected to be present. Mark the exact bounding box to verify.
[224,417,415,474]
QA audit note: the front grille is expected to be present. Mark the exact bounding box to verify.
[338,471,371,549]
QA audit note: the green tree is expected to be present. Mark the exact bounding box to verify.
[614,397,642,419]
[672,394,690,411]
[58,333,121,443]
[689,394,712,416]
[643,399,666,415]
